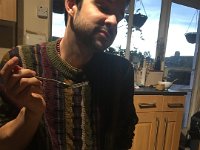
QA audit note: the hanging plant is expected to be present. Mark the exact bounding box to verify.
[133,13,148,28]
[125,13,148,29]
[125,0,148,29]
[184,10,198,44]
[185,32,197,44]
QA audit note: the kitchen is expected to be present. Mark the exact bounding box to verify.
[0,0,200,149]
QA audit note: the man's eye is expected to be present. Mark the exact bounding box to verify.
[97,5,110,14]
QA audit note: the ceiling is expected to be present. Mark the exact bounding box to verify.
[172,0,200,10]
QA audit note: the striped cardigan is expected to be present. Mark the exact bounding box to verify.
[0,39,138,150]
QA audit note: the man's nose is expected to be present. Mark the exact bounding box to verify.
[105,14,118,26]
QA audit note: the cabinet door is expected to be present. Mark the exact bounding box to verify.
[0,0,16,21]
[131,112,161,150]
[157,111,184,150]
[162,96,185,150]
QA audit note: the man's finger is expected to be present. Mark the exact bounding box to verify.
[0,57,19,83]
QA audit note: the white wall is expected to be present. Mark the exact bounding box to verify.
[23,0,51,43]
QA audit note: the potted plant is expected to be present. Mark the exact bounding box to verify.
[185,32,197,44]
[125,12,148,29]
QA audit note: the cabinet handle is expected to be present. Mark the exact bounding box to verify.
[154,117,159,150]
[162,118,168,150]
[138,103,156,108]
[168,103,184,108]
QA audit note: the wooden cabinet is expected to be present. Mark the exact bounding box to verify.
[0,0,16,22]
[131,95,185,150]
[0,0,17,48]
[0,20,16,48]
[132,112,160,150]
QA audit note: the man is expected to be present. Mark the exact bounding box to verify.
[0,0,138,149]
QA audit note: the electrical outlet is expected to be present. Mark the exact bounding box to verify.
[37,5,48,19]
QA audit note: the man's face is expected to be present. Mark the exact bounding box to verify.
[71,0,127,51]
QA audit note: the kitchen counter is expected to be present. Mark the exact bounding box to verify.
[134,87,187,95]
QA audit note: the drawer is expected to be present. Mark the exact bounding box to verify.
[163,96,185,111]
[134,95,163,112]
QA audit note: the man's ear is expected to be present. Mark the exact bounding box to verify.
[65,0,76,16]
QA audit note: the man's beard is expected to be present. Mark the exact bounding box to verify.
[72,13,116,52]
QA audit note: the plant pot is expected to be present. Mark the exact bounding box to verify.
[133,13,148,28]
[185,32,197,44]
[125,13,148,28]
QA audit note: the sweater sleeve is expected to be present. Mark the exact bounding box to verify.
[114,63,138,149]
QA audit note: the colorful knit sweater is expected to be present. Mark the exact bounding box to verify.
[0,39,138,150]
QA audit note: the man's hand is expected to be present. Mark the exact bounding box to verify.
[0,56,46,149]
[0,56,46,115]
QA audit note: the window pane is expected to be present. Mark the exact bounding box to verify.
[165,4,197,57]
[165,4,197,85]
[52,13,65,38]
[165,3,199,127]
[111,0,162,59]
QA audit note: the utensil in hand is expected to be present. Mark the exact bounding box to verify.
[35,76,89,88]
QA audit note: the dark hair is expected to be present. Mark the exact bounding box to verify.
[64,10,68,25]
[64,0,130,25]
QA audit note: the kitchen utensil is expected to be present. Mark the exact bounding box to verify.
[35,76,88,88]
[158,79,178,89]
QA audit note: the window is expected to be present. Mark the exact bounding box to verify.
[51,0,162,61]
[165,4,197,57]
[111,0,162,59]
[165,3,199,127]
[52,13,65,38]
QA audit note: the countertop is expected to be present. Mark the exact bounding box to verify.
[134,87,187,95]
